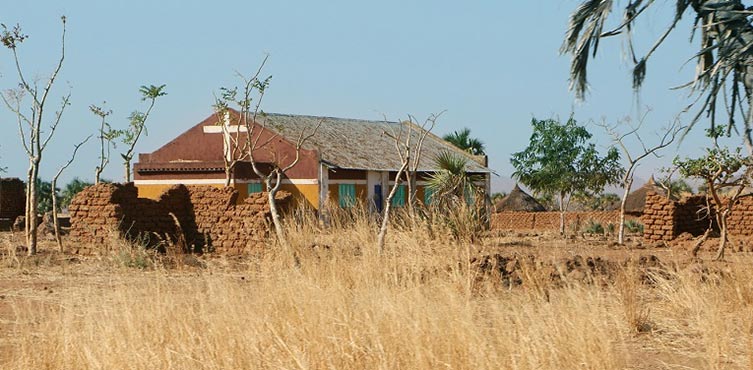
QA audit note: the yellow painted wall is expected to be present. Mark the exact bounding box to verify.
[277,184,319,209]
[136,183,226,199]
[138,182,320,209]
[355,184,367,203]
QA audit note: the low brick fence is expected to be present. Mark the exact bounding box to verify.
[492,210,637,232]
[69,183,290,254]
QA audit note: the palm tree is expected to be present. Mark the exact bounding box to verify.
[426,151,484,207]
[562,1,753,158]
[426,151,488,240]
[442,128,486,156]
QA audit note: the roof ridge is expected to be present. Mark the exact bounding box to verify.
[263,112,401,125]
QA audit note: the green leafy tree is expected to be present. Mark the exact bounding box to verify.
[120,84,167,182]
[442,128,485,156]
[562,1,753,160]
[675,146,749,260]
[511,117,623,234]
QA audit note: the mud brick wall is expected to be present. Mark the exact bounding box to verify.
[0,178,25,221]
[69,183,290,254]
[726,197,753,236]
[642,192,713,241]
[492,211,636,231]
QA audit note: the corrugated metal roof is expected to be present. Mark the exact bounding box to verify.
[258,113,491,173]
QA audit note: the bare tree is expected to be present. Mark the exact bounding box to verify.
[212,54,265,187]
[402,112,442,218]
[120,84,166,183]
[51,135,91,251]
[215,58,321,249]
[0,17,67,255]
[90,104,118,184]
[598,112,683,244]
[377,125,411,254]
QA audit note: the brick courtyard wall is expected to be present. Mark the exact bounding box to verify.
[0,178,25,222]
[492,210,636,232]
[640,191,752,241]
[69,183,290,254]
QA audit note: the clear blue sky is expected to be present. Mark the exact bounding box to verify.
[0,1,734,192]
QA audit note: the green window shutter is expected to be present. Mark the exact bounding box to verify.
[424,187,434,205]
[339,184,356,208]
[248,183,263,194]
[391,185,405,207]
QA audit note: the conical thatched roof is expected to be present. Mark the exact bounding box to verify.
[495,184,546,212]
[624,176,666,214]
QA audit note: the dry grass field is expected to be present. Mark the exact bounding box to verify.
[1,215,753,369]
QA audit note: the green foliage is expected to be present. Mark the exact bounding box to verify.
[491,192,506,203]
[442,128,485,155]
[667,179,693,196]
[624,219,644,234]
[675,147,746,186]
[60,177,92,210]
[426,151,487,241]
[584,220,604,234]
[120,85,167,148]
[576,192,620,211]
[0,23,27,49]
[426,151,484,208]
[213,76,271,114]
[510,117,623,210]
[35,180,59,214]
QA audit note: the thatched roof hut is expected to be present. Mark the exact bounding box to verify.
[495,184,546,212]
[624,176,666,215]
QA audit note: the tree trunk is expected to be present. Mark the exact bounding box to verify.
[378,165,408,254]
[405,171,417,223]
[715,212,729,261]
[124,159,131,183]
[95,167,102,185]
[618,177,633,245]
[27,160,39,256]
[691,227,712,257]
[558,192,566,235]
[266,172,289,250]
[51,178,63,252]
[224,166,233,187]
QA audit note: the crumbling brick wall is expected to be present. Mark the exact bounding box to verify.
[642,192,716,241]
[0,178,25,225]
[69,183,290,254]
[727,196,753,236]
[492,211,636,232]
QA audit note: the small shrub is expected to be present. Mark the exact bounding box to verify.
[584,220,604,234]
[624,219,644,234]
[606,223,616,236]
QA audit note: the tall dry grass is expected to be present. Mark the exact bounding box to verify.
[3,207,753,369]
